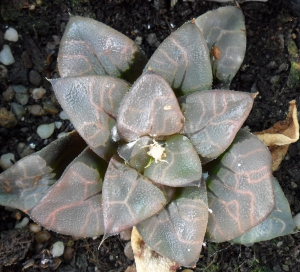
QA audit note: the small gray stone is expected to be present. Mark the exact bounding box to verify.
[266,60,277,70]
[32,87,46,100]
[0,108,18,128]
[27,105,46,116]
[134,36,143,46]
[120,228,132,241]
[124,242,134,260]
[29,69,42,86]
[146,33,160,47]
[15,93,29,105]
[270,75,281,85]
[276,63,289,74]
[17,142,35,158]
[2,86,15,102]
[0,153,15,170]
[294,213,300,229]
[11,102,26,119]
[12,84,27,94]
[43,100,59,115]
[0,65,8,79]
[13,85,29,105]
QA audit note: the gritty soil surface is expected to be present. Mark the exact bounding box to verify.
[0,0,300,271]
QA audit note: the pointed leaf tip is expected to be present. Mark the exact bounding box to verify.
[0,131,86,211]
[181,90,254,161]
[195,6,246,86]
[58,16,147,82]
[102,156,168,234]
[51,75,129,160]
[143,20,212,95]
[117,72,184,142]
[137,184,208,266]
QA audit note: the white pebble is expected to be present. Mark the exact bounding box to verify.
[293,213,300,229]
[37,123,55,139]
[29,142,36,149]
[4,27,19,42]
[50,241,65,257]
[59,110,69,120]
[29,223,42,233]
[0,45,15,65]
[0,153,15,170]
[32,87,46,100]
[15,217,30,229]
[55,121,62,129]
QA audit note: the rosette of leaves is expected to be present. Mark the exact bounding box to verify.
[0,7,295,267]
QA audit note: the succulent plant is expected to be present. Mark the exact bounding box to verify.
[0,6,296,267]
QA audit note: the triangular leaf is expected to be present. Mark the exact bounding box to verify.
[180,90,254,162]
[205,129,275,242]
[144,20,212,95]
[102,156,168,234]
[50,75,130,161]
[231,177,296,244]
[195,6,246,86]
[58,16,147,83]
[0,131,86,211]
[137,184,208,267]
[144,135,202,187]
[117,72,184,142]
[30,148,106,237]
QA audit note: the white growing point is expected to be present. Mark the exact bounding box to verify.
[143,139,168,163]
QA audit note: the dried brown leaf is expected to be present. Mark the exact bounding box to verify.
[255,100,299,145]
[254,100,299,171]
[131,227,179,272]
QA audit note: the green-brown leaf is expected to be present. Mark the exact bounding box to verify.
[205,130,275,242]
[30,148,106,237]
[180,90,254,162]
[0,131,86,211]
[144,20,212,95]
[102,156,168,234]
[50,75,130,161]
[117,72,184,142]
[137,185,208,267]
[58,16,147,83]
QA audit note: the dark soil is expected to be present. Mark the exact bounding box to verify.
[0,0,300,271]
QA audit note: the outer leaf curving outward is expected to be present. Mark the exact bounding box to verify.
[0,131,86,211]
[205,129,275,242]
[117,72,184,142]
[144,135,202,187]
[50,75,130,161]
[30,148,107,237]
[58,16,147,83]
[180,90,254,162]
[102,156,168,234]
[195,6,246,86]
[144,20,212,95]
[231,177,296,244]
[136,184,208,267]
